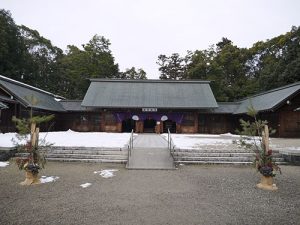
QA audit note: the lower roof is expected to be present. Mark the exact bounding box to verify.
[0,101,8,109]
[234,82,300,114]
[0,75,65,112]
[60,100,86,112]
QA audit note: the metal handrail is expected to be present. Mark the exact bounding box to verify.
[128,129,134,159]
[167,128,175,156]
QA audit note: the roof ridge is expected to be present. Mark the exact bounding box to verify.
[0,75,64,98]
[60,99,82,102]
[238,81,300,102]
[89,78,211,83]
[217,102,240,105]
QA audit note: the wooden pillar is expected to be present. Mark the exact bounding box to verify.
[135,121,138,133]
[100,112,105,132]
[176,124,181,133]
[155,124,160,134]
[116,122,122,132]
[136,121,144,133]
[194,112,198,133]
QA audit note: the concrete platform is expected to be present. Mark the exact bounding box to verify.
[127,134,175,170]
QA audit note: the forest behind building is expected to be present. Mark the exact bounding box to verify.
[1,9,299,101]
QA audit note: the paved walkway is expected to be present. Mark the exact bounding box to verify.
[127,134,175,170]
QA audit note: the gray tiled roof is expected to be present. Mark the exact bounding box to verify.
[82,79,218,109]
[0,75,65,112]
[212,102,240,114]
[234,82,300,114]
[60,100,86,111]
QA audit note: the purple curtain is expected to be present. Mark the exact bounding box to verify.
[113,112,184,124]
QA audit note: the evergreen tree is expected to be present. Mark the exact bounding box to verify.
[118,67,147,79]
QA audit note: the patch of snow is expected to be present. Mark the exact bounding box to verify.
[168,134,233,149]
[40,176,59,183]
[163,133,265,149]
[162,133,222,139]
[94,169,118,178]
[0,132,18,147]
[220,133,240,138]
[0,161,9,167]
[0,130,131,148]
[80,183,92,188]
[54,98,62,102]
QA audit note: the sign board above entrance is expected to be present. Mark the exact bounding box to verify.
[142,108,157,112]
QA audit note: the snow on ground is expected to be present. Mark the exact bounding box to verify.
[163,133,300,154]
[1,130,300,154]
[162,133,236,149]
[80,183,92,188]
[0,161,9,167]
[40,176,59,183]
[0,130,131,148]
[94,169,118,178]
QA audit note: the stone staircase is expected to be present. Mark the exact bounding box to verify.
[172,148,286,165]
[15,146,128,163]
[0,147,16,161]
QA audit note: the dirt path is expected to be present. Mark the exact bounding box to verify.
[0,162,299,225]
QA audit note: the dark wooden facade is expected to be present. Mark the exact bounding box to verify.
[277,93,300,137]
[2,103,300,137]
[198,114,233,134]
[56,112,103,132]
[2,97,300,137]
[0,103,58,133]
[0,102,17,133]
[232,93,300,138]
[54,109,234,135]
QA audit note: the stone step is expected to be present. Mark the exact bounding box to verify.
[173,152,283,157]
[0,147,16,161]
[175,147,281,153]
[173,152,255,157]
[174,148,253,153]
[39,146,125,151]
[173,156,285,162]
[15,148,128,163]
[45,153,128,160]
[176,160,288,165]
[41,150,128,155]
[176,161,253,165]
[175,156,252,162]
[46,158,127,163]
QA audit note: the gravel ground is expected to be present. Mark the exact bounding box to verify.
[0,162,299,225]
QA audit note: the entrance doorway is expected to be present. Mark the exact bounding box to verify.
[122,119,135,132]
[163,120,176,133]
[144,118,156,133]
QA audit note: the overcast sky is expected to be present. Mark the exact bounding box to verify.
[2,0,300,78]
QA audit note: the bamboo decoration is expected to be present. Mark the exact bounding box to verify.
[30,122,36,148]
[264,125,270,153]
[35,128,39,148]
[20,122,41,185]
[256,124,278,191]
